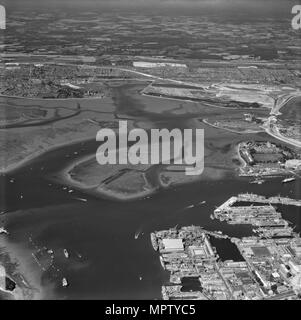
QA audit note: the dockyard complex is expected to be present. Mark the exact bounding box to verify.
[152,194,301,300]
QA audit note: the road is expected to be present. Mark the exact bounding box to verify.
[264,117,301,148]
[271,93,300,116]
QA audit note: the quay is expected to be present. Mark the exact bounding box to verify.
[151,194,301,300]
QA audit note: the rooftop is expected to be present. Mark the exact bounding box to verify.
[162,238,184,252]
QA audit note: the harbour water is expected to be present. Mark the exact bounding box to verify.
[1,140,300,299]
[1,83,300,300]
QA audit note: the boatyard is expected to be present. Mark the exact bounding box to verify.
[238,141,301,177]
[213,193,301,238]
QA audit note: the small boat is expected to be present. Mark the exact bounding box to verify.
[282,177,296,184]
[68,190,74,193]
[198,201,206,205]
[73,197,87,203]
[0,227,9,235]
[62,278,68,287]
[250,178,264,185]
[160,256,165,270]
[151,233,158,251]
[63,249,69,259]
[135,231,141,240]
[185,204,195,209]
[139,276,143,281]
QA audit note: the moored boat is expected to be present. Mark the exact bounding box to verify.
[282,177,296,184]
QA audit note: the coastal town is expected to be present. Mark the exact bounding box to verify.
[151,194,301,300]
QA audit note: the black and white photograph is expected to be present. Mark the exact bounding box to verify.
[0,0,301,305]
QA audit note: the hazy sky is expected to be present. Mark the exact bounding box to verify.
[4,0,300,16]
[4,0,299,6]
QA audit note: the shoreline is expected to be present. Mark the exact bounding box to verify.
[2,68,299,175]
[202,118,264,135]
[0,135,97,175]
[0,94,104,102]
[0,236,49,300]
[52,155,160,202]
[142,92,271,111]
[0,92,100,175]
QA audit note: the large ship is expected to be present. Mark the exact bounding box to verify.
[282,177,296,184]
[160,256,165,270]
